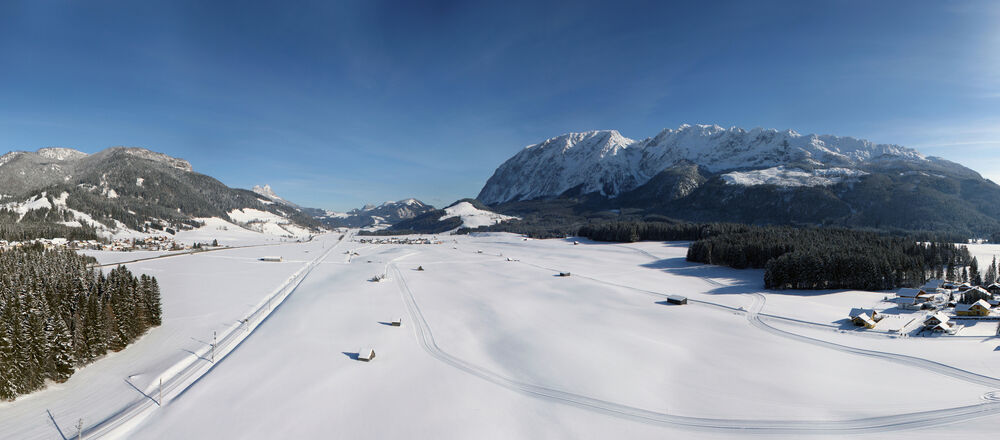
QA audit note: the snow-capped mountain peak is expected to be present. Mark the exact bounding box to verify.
[37,147,89,161]
[252,184,299,208]
[478,124,935,204]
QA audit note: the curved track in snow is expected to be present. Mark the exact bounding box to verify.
[390,255,1000,434]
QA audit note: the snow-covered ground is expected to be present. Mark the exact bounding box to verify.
[0,233,345,439]
[6,233,1000,439]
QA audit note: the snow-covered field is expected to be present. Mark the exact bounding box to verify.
[5,233,1000,439]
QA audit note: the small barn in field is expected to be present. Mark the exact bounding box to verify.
[357,348,376,362]
[956,300,992,317]
[390,318,402,327]
[666,295,688,305]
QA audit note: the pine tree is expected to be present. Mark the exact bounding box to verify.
[987,256,998,286]
[971,257,982,286]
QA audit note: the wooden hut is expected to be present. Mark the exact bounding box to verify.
[357,348,376,362]
[666,295,688,305]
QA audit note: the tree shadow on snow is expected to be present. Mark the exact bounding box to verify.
[181,349,212,363]
[46,409,67,440]
[123,378,159,406]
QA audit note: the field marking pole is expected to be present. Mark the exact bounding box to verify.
[159,378,163,406]
[212,331,217,363]
[77,418,83,440]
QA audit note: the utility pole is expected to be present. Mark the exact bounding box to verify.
[77,418,83,440]
[159,378,163,406]
[212,331,217,363]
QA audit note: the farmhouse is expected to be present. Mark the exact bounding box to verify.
[930,321,957,334]
[966,286,991,297]
[924,312,950,327]
[955,299,991,317]
[987,283,1000,295]
[849,308,883,329]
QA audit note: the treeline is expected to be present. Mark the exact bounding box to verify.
[578,221,971,291]
[687,228,968,290]
[578,221,751,242]
[0,245,161,400]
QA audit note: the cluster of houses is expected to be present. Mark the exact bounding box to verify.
[890,279,1000,311]
[0,236,193,252]
[355,237,442,245]
[849,279,1000,335]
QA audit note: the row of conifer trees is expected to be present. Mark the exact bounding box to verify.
[577,221,971,291]
[0,244,161,400]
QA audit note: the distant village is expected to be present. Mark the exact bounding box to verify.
[850,279,1000,337]
[0,235,202,252]
[354,237,442,245]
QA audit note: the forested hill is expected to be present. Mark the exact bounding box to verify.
[0,245,161,400]
[0,147,320,241]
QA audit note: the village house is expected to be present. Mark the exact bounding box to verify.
[955,299,992,317]
[987,283,1000,296]
[924,312,950,327]
[849,308,884,329]
[930,321,957,334]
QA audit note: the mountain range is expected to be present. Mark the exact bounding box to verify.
[6,123,998,241]
[478,124,1000,237]
[304,198,436,229]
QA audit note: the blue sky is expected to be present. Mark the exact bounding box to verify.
[1,0,999,211]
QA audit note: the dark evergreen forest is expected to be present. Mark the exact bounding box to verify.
[579,222,971,291]
[0,245,161,400]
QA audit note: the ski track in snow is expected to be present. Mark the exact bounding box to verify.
[390,245,1000,435]
[80,234,347,439]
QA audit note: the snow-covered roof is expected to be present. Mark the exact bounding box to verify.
[956,300,991,312]
[849,308,877,319]
[853,314,876,327]
[967,286,990,296]
[896,288,926,298]
[921,279,946,291]
[924,312,950,325]
[891,297,925,306]
[932,322,955,332]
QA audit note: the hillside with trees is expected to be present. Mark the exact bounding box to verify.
[0,245,161,400]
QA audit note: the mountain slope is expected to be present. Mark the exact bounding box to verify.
[0,147,320,240]
[478,125,1000,236]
